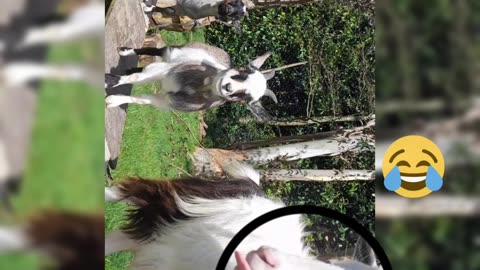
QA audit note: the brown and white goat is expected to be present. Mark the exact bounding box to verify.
[105,167,382,270]
[0,211,103,270]
[105,42,277,121]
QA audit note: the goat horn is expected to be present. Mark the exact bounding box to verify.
[264,89,278,103]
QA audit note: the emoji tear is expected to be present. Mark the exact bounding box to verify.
[426,166,443,191]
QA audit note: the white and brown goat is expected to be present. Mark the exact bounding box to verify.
[105,42,277,121]
[0,211,103,270]
[104,166,382,270]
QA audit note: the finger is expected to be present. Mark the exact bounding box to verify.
[235,251,253,270]
[257,246,280,267]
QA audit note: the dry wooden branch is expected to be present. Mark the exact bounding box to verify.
[261,61,308,74]
[376,195,480,218]
[239,115,373,126]
[247,0,321,9]
[376,98,472,115]
[228,131,337,150]
[262,169,374,182]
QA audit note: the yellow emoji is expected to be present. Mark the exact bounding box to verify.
[382,135,445,198]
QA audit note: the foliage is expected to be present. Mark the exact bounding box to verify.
[203,0,376,258]
[376,0,480,269]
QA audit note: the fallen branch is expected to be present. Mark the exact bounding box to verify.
[239,115,373,126]
[228,131,337,150]
[261,61,308,74]
[247,0,321,9]
[262,169,374,182]
[376,195,480,218]
[376,98,472,115]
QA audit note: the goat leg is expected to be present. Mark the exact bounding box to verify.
[118,46,168,57]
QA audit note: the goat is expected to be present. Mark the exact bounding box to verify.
[18,1,104,48]
[0,210,103,270]
[143,0,247,22]
[0,62,101,88]
[0,138,14,210]
[104,166,382,270]
[105,42,278,121]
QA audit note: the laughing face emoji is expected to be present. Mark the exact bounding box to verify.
[382,135,445,198]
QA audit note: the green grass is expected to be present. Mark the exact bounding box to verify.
[105,30,203,270]
[158,29,206,45]
[109,93,199,179]
[0,43,104,268]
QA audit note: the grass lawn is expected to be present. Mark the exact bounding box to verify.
[105,30,204,270]
[0,43,104,268]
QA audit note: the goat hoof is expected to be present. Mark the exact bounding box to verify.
[142,4,155,14]
[118,47,135,57]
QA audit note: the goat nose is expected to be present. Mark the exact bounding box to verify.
[225,83,232,92]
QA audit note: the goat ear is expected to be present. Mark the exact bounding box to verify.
[352,236,377,266]
[250,52,272,69]
[263,71,275,80]
[264,89,278,103]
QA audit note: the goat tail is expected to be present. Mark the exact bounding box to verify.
[105,178,163,207]
[112,178,188,242]
[107,177,265,241]
[222,160,260,185]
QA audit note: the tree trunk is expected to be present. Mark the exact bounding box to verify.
[193,120,374,178]
[262,169,374,182]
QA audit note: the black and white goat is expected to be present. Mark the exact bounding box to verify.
[18,1,104,48]
[104,165,382,270]
[143,0,247,22]
[0,62,100,88]
[105,42,277,121]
